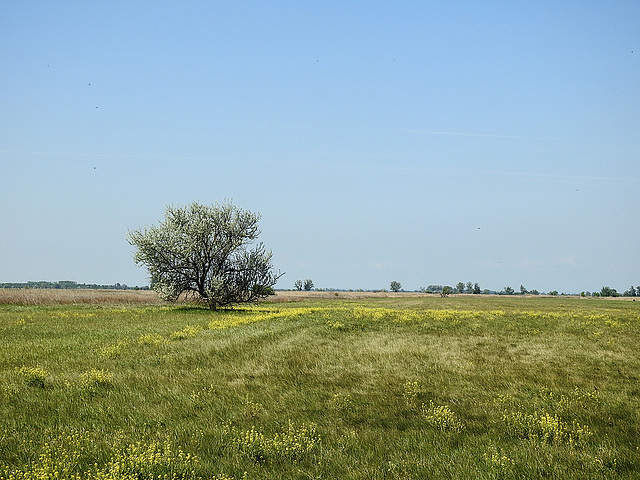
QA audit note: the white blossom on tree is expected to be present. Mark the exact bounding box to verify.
[128,202,282,309]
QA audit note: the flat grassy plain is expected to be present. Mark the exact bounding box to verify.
[1,291,639,479]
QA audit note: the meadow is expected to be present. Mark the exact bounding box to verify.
[1,292,638,479]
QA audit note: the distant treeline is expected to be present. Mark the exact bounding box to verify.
[310,284,640,297]
[0,281,149,290]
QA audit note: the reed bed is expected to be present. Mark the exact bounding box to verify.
[0,289,440,306]
[0,288,163,306]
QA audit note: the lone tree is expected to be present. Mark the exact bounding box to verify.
[390,281,402,292]
[128,201,282,309]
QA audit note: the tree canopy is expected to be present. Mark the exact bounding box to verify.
[128,202,282,309]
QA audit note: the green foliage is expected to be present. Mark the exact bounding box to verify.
[600,286,619,297]
[390,281,402,292]
[622,286,637,297]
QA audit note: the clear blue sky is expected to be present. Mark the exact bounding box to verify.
[1,1,639,293]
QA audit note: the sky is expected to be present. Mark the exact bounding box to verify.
[1,1,639,294]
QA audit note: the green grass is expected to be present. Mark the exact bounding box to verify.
[1,296,639,479]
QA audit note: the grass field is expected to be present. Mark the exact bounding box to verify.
[1,292,638,479]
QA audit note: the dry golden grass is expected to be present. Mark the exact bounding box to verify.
[0,289,434,306]
[0,288,165,306]
[4,288,628,306]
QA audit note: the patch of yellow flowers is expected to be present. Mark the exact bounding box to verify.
[0,431,201,480]
[503,410,593,447]
[18,366,48,388]
[99,340,130,358]
[207,306,319,330]
[79,369,113,392]
[421,400,466,433]
[170,325,202,340]
[226,420,319,464]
